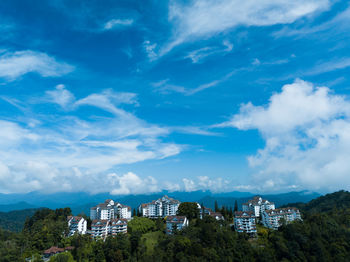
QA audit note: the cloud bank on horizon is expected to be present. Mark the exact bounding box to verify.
[0,0,349,194]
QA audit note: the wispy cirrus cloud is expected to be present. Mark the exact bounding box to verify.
[305,57,350,76]
[45,84,76,110]
[0,83,225,194]
[0,50,74,80]
[0,86,181,193]
[153,68,243,96]
[274,6,350,38]
[184,40,233,63]
[160,0,331,55]
[103,18,134,30]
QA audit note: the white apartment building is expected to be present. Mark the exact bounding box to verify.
[139,195,180,218]
[199,205,213,219]
[90,219,128,239]
[67,216,87,236]
[242,196,275,217]
[234,211,257,235]
[166,216,189,234]
[262,207,302,230]
[90,199,132,220]
[108,219,128,235]
[90,220,109,239]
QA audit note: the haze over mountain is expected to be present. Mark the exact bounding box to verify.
[0,190,320,215]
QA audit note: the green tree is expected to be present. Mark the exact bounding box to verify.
[177,202,200,220]
[128,217,156,234]
[234,200,238,212]
[214,201,219,212]
[50,252,75,262]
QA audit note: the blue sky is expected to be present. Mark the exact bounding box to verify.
[1,0,350,194]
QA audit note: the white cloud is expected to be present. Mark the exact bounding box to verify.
[184,40,233,63]
[104,19,134,30]
[305,58,350,76]
[153,69,241,96]
[182,176,231,192]
[75,90,139,118]
[161,0,330,54]
[0,87,183,193]
[187,68,242,95]
[0,50,74,80]
[217,79,350,192]
[171,126,219,136]
[143,40,158,61]
[109,172,159,195]
[46,84,75,109]
[274,6,350,38]
[183,178,197,192]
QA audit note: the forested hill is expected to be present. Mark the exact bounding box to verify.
[0,208,39,232]
[286,190,350,214]
[1,191,350,261]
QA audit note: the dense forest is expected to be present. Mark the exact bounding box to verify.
[0,209,39,232]
[0,190,350,262]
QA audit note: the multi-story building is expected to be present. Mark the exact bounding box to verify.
[90,199,132,220]
[234,211,257,235]
[198,204,225,220]
[90,220,109,239]
[166,216,189,234]
[90,218,128,239]
[139,195,180,218]
[242,196,275,217]
[199,205,212,218]
[108,219,128,235]
[262,207,302,230]
[67,216,87,236]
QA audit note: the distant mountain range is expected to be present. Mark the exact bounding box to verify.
[0,190,321,215]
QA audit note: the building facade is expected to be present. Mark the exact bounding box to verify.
[90,199,132,220]
[139,195,180,218]
[90,218,129,239]
[90,220,109,239]
[108,219,128,235]
[242,196,275,217]
[166,216,189,234]
[262,207,302,230]
[67,216,87,236]
[234,211,257,235]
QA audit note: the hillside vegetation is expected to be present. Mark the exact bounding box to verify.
[0,191,349,261]
[0,209,38,232]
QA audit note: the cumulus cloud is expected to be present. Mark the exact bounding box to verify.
[109,172,159,195]
[161,0,330,54]
[0,50,74,80]
[217,79,350,192]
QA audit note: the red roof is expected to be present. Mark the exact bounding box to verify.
[44,246,75,254]
[44,246,64,254]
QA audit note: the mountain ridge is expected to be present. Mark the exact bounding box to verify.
[0,190,320,215]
